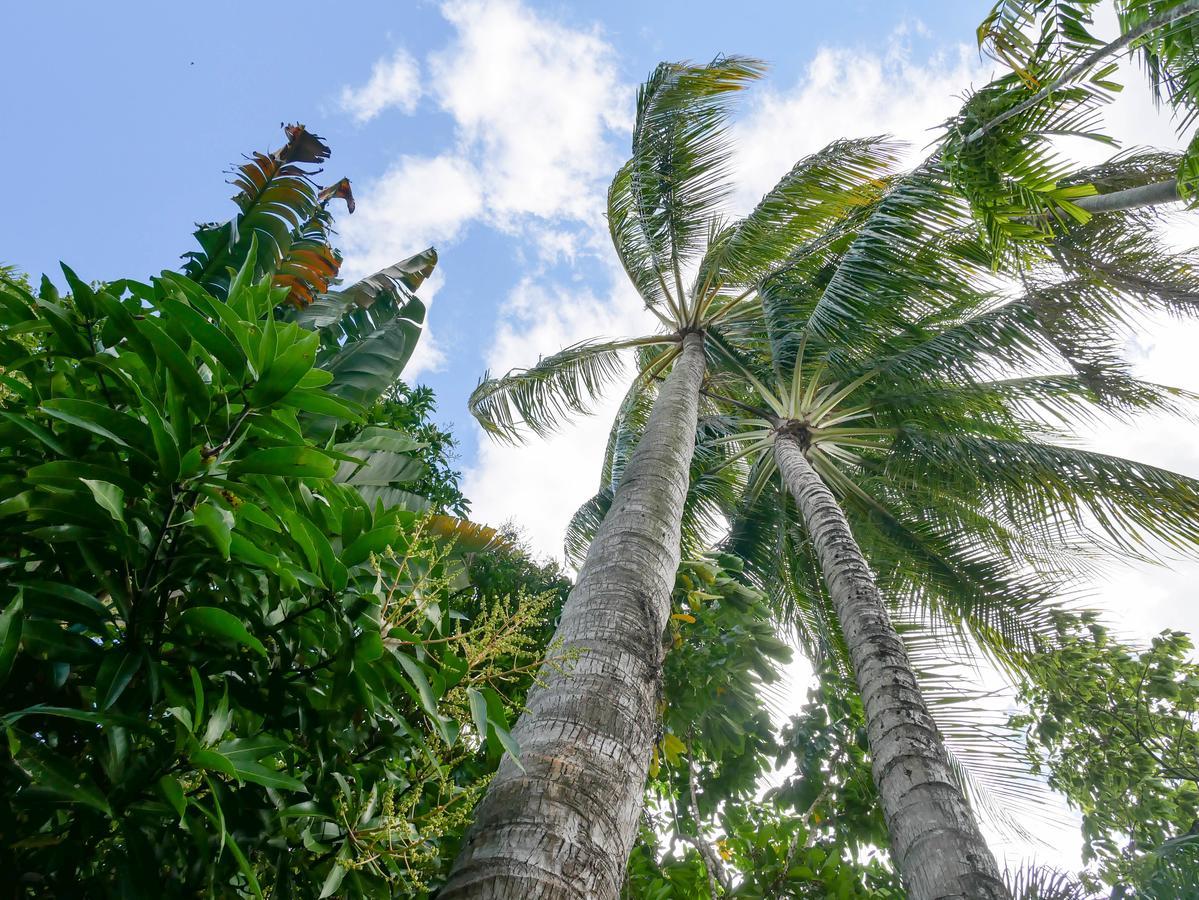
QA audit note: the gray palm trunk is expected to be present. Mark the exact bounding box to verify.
[773,430,1010,900]
[443,332,707,899]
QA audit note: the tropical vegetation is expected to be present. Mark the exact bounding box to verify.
[5,2,1199,898]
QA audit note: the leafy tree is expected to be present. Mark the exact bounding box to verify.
[0,260,561,897]
[0,123,569,897]
[702,150,1199,896]
[1012,613,1199,896]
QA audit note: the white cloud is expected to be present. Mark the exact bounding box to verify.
[337,0,633,383]
[731,33,989,211]
[337,154,483,380]
[431,0,630,224]
[339,49,422,123]
[339,153,483,280]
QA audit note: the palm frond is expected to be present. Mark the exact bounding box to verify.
[290,248,437,336]
[469,337,666,443]
[700,137,902,290]
[889,430,1199,555]
[318,293,427,407]
[1004,861,1091,900]
[333,426,428,511]
[612,56,766,315]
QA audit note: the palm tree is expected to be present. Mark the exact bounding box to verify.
[443,60,902,898]
[571,150,1199,896]
[715,188,1199,897]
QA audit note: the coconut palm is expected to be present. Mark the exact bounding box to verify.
[714,199,1199,898]
[569,153,1199,897]
[443,59,904,899]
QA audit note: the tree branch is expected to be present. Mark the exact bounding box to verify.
[966,1,1199,145]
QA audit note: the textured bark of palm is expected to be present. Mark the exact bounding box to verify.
[442,332,707,899]
[773,432,1010,900]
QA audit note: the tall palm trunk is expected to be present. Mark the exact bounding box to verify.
[773,430,1009,900]
[443,332,707,899]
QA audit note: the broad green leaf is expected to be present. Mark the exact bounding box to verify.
[467,686,488,740]
[202,689,233,746]
[490,718,523,771]
[195,800,265,900]
[278,388,364,421]
[218,736,289,763]
[21,619,101,663]
[133,315,211,418]
[249,330,318,405]
[0,410,69,455]
[98,651,143,709]
[157,293,247,379]
[138,397,181,483]
[176,607,267,657]
[319,854,349,899]
[27,459,142,496]
[0,704,139,729]
[392,650,441,718]
[0,595,23,685]
[14,731,114,815]
[228,758,306,792]
[229,446,336,479]
[159,775,187,820]
[82,479,125,526]
[42,398,151,453]
[190,748,237,779]
[192,502,233,561]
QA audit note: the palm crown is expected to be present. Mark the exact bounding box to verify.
[468,58,901,442]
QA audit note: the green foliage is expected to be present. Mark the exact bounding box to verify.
[949,1,1199,247]
[359,381,470,518]
[182,126,436,424]
[1011,612,1199,895]
[625,555,900,898]
[0,267,556,897]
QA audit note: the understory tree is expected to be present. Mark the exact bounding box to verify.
[1012,613,1199,897]
[0,127,564,898]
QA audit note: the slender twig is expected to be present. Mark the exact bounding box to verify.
[202,400,253,460]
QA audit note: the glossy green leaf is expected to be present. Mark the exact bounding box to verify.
[82,479,125,526]
[177,607,266,657]
[0,595,23,685]
[192,502,233,561]
[133,314,210,418]
[229,446,335,479]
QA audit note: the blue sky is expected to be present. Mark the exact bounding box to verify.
[4,1,982,459]
[8,0,1199,872]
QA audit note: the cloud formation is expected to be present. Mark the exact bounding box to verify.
[334,0,632,379]
[431,0,630,224]
[339,49,422,123]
